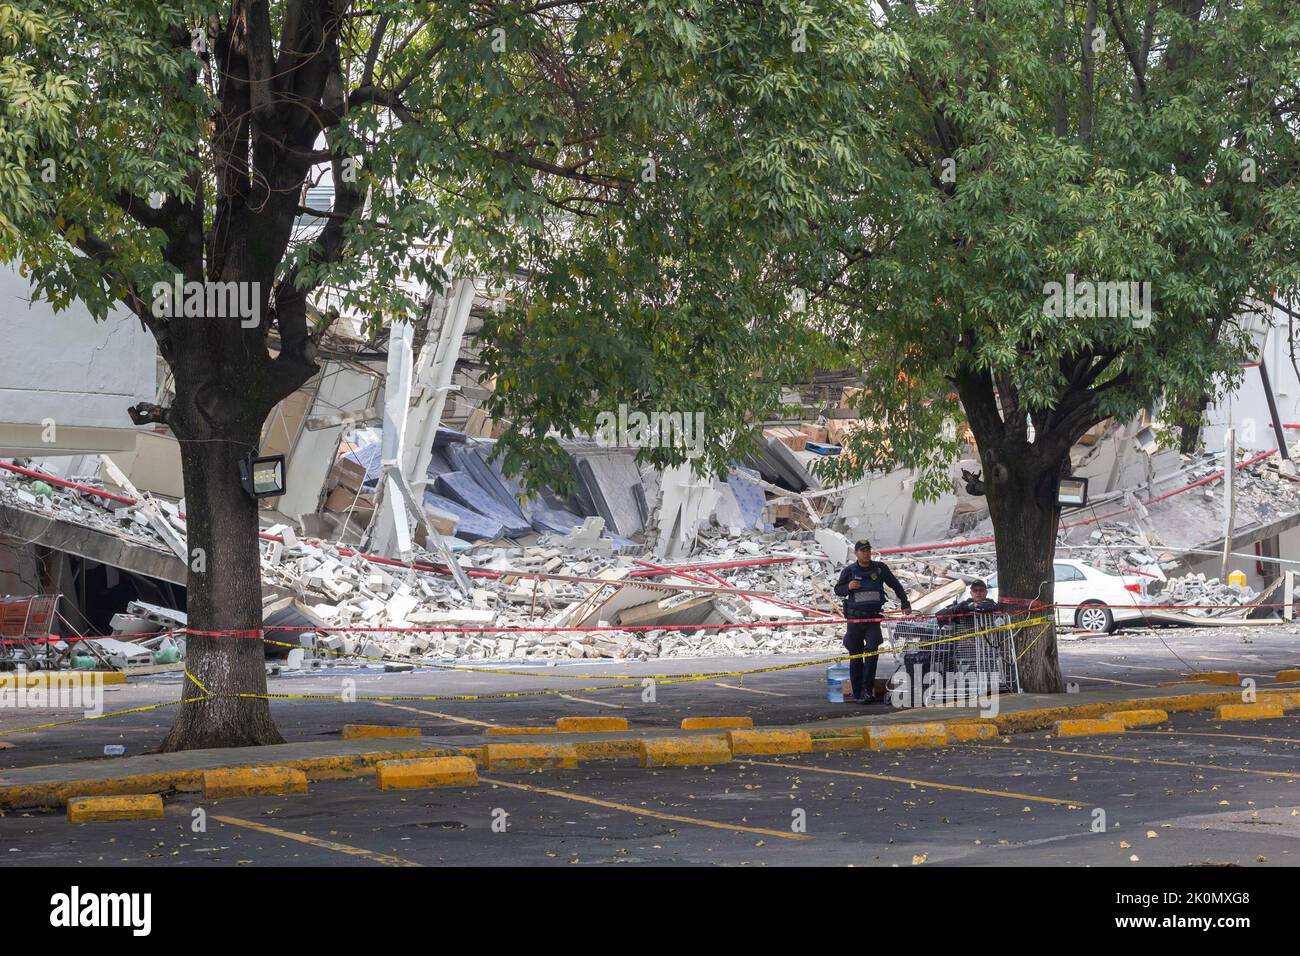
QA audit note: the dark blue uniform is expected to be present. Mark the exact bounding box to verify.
[833,559,910,700]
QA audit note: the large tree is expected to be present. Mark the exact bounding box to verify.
[0,0,898,747]
[0,1,675,747]
[810,0,1300,690]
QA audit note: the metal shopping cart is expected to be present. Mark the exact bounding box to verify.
[0,594,63,670]
[885,609,1022,707]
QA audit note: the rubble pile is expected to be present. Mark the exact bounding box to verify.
[1150,572,1259,616]
[0,464,181,552]
[261,525,847,662]
[4,441,1300,670]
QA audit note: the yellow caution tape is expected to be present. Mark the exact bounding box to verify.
[261,615,1046,682]
[1,618,1049,731]
[0,695,209,736]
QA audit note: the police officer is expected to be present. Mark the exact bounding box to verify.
[833,540,911,703]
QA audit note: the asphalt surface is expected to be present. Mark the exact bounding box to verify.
[1,621,1296,768]
[2,706,1297,867]
[1,623,1296,868]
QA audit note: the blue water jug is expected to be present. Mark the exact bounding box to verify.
[826,663,851,703]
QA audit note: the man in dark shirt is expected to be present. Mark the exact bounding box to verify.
[936,579,1001,630]
[833,539,911,703]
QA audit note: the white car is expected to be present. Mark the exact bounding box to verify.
[971,559,1149,634]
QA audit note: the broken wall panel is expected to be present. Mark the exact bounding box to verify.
[573,451,646,537]
[432,472,532,537]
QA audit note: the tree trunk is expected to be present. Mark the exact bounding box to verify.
[158,404,283,751]
[984,443,1066,693]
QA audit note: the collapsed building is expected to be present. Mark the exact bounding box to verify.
[4,261,1300,673]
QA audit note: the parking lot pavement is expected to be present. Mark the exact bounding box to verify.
[2,710,1295,867]
[2,623,1296,772]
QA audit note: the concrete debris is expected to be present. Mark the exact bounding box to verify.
[5,436,1300,669]
[1151,572,1259,616]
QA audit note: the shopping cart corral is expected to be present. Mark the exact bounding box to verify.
[884,610,1022,707]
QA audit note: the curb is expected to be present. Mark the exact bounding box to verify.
[641,736,732,767]
[1054,718,1126,737]
[556,716,629,733]
[2,684,1292,812]
[203,766,309,799]
[0,746,455,810]
[680,716,753,730]
[866,723,948,750]
[483,743,577,770]
[485,726,556,736]
[947,721,1001,742]
[341,724,421,740]
[726,729,813,756]
[376,756,478,790]
[987,691,1250,734]
[1185,672,1240,686]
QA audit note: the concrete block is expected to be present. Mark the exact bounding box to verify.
[341,724,421,740]
[726,729,813,755]
[680,716,753,730]
[202,766,309,799]
[1103,709,1168,728]
[67,794,164,823]
[376,756,478,790]
[1186,671,1241,686]
[865,723,950,750]
[483,743,578,770]
[946,722,1001,742]
[639,736,732,767]
[1215,702,1284,721]
[555,716,629,732]
[1052,718,1126,737]
[573,739,643,761]
[485,726,556,736]
[811,734,868,751]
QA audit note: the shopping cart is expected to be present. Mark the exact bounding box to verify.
[0,594,62,670]
[885,609,1022,707]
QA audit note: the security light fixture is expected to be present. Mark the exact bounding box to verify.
[1058,475,1089,508]
[240,454,286,499]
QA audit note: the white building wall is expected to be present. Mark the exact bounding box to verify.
[0,263,156,455]
[1203,313,1300,454]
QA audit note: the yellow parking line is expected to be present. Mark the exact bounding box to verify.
[557,694,624,709]
[714,683,787,697]
[746,760,1082,807]
[479,776,810,841]
[1128,729,1300,746]
[211,814,422,867]
[973,743,1300,780]
[368,700,498,728]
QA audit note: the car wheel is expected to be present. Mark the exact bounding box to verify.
[1075,601,1114,634]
